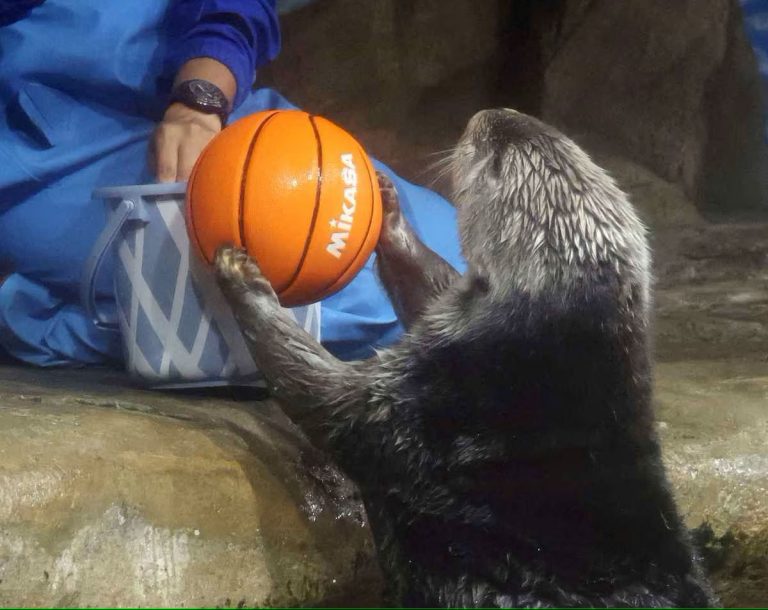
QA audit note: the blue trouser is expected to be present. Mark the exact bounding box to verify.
[0,0,464,366]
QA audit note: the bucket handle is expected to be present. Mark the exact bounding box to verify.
[79,197,135,331]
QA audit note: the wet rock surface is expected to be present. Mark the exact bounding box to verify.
[657,360,768,608]
[0,367,382,608]
[649,214,768,607]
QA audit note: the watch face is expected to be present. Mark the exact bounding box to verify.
[189,80,222,107]
[171,80,229,124]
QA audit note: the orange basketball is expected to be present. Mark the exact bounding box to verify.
[186,109,382,307]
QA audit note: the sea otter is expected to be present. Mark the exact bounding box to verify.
[213,108,717,607]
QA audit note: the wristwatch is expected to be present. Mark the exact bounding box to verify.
[169,79,231,127]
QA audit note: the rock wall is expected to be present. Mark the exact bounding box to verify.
[262,0,507,126]
[259,0,513,178]
[262,0,768,215]
[540,0,768,213]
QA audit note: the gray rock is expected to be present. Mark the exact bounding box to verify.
[540,0,768,212]
[589,150,703,229]
[0,367,382,608]
[653,223,768,360]
[260,0,505,128]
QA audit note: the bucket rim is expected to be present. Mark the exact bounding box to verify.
[93,181,187,200]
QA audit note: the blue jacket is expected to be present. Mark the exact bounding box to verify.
[0,0,464,368]
[1,0,282,110]
[164,0,281,108]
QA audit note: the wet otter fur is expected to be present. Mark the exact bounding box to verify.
[213,108,717,607]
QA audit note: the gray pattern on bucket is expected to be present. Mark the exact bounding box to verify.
[84,183,321,388]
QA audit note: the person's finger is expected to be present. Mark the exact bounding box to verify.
[153,127,180,182]
[176,137,208,181]
[147,137,157,174]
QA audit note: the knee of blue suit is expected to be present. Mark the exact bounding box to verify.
[0,67,465,369]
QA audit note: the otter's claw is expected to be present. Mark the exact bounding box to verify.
[377,170,400,218]
[376,171,408,250]
[214,245,277,300]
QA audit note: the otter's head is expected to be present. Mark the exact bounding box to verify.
[451,108,648,298]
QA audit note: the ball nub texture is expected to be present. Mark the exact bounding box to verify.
[186,109,382,307]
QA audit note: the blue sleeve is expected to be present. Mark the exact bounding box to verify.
[165,0,281,109]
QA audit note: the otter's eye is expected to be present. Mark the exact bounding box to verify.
[473,275,490,293]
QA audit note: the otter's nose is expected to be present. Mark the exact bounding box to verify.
[466,108,523,140]
[465,108,543,149]
[467,108,519,131]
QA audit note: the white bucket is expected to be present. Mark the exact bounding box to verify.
[80,182,321,388]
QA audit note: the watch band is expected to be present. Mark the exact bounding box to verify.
[169,79,231,126]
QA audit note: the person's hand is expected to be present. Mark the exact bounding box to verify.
[151,58,236,181]
[151,102,222,182]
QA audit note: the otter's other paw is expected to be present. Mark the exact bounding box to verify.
[376,171,409,251]
[214,245,277,299]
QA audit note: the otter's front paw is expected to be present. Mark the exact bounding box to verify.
[376,171,410,252]
[214,245,277,301]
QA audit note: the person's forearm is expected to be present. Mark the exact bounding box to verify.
[163,0,281,109]
[173,57,237,108]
